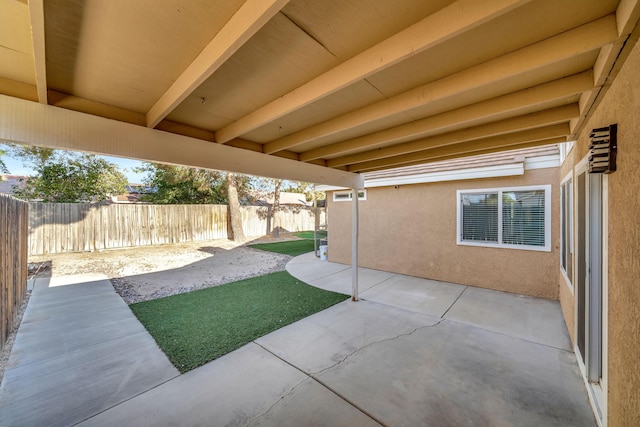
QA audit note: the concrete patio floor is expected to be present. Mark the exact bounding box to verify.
[0,253,595,426]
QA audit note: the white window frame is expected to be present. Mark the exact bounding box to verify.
[560,171,574,291]
[456,185,552,252]
[333,189,367,202]
[559,140,575,165]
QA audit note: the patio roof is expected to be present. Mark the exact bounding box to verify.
[0,0,639,187]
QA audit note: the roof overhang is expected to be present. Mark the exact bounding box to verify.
[318,145,560,190]
[0,0,638,183]
[0,95,363,188]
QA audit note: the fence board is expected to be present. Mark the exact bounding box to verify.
[0,194,28,351]
[27,203,325,255]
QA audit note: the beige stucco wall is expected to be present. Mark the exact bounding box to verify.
[558,35,640,426]
[558,277,575,345]
[558,145,580,347]
[327,167,560,299]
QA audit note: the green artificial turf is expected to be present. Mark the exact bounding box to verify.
[130,271,347,373]
[248,239,316,256]
[293,230,327,240]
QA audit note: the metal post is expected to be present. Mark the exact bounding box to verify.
[313,197,318,257]
[352,187,359,301]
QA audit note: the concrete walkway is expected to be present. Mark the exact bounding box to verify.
[0,254,596,426]
[0,274,179,427]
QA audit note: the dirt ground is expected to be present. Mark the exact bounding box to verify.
[28,234,305,304]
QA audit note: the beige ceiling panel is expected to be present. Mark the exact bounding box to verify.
[367,0,619,96]
[243,80,386,143]
[0,0,35,85]
[328,105,578,167]
[166,100,234,133]
[404,51,599,121]
[44,0,244,113]
[298,73,591,161]
[218,0,535,146]
[168,12,339,127]
[0,49,34,86]
[280,60,588,156]
[0,0,32,54]
[281,0,454,60]
[317,95,581,160]
[290,112,416,153]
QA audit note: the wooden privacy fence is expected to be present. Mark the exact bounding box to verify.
[28,203,326,255]
[1,194,28,351]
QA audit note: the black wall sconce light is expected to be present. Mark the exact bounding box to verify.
[588,124,617,174]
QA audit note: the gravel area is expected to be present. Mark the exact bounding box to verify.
[28,236,301,304]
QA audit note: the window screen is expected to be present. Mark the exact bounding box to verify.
[461,193,498,242]
[458,186,550,251]
[501,190,546,247]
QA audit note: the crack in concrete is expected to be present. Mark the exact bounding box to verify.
[311,319,445,376]
[246,378,308,427]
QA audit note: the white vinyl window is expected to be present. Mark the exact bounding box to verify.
[333,190,367,202]
[560,174,574,287]
[559,140,575,165]
[457,185,551,252]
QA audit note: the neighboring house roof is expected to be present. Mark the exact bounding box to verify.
[319,145,561,190]
[111,193,143,204]
[0,175,28,196]
[249,191,310,206]
[111,183,155,204]
[125,184,156,194]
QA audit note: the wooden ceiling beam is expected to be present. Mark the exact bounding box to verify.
[347,123,569,172]
[0,77,38,102]
[300,72,592,162]
[215,0,531,145]
[145,0,289,129]
[28,0,47,104]
[1,95,363,188]
[359,138,566,173]
[570,9,640,139]
[47,91,223,142]
[617,0,640,36]
[265,15,618,154]
[328,104,578,167]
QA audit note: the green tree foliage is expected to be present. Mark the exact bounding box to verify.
[138,163,250,241]
[7,145,55,169]
[281,181,325,202]
[12,150,127,203]
[0,147,8,173]
[139,163,251,205]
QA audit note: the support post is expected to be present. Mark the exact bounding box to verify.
[352,187,359,301]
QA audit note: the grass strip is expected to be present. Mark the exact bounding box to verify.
[248,239,315,256]
[130,271,347,373]
[293,230,327,240]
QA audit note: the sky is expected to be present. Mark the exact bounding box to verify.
[3,152,148,183]
[2,146,306,188]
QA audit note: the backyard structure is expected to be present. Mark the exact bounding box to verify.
[0,1,639,425]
